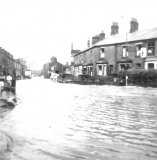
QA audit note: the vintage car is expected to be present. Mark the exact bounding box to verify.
[73,74,95,84]
[57,74,73,83]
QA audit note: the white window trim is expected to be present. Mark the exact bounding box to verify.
[122,46,128,57]
[100,47,105,58]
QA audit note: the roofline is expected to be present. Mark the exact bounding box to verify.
[96,37,157,47]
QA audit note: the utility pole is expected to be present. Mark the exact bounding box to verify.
[125,33,128,86]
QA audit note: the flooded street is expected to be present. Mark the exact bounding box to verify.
[0,77,157,160]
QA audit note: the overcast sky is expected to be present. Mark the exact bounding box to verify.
[0,0,157,66]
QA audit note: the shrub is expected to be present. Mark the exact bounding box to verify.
[117,69,157,87]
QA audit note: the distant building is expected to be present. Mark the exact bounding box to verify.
[70,43,81,76]
[43,56,64,79]
[63,62,71,74]
[43,62,50,79]
[14,58,27,77]
[28,62,42,76]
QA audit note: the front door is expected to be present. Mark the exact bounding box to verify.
[97,65,102,75]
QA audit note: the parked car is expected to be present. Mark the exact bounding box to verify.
[73,74,93,84]
[57,74,73,83]
[57,74,63,83]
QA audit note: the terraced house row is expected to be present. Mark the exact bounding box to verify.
[71,18,157,77]
[0,47,27,77]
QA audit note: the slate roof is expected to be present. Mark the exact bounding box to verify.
[74,27,157,56]
[96,27,157,46]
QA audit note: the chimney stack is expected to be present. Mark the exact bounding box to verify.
[99,31,105,41]
[111,22,119,35]
[130,18,138,33]
[87,39,90,48]
[92,36,99,45]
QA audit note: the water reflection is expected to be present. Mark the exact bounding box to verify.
[0,78,157,160]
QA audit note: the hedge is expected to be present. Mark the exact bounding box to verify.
[116,69,157,87]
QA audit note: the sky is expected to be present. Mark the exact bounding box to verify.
[0,0,157,66]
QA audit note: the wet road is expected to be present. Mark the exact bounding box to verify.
[0,77,157,160]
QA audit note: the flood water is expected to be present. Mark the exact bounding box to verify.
[0,77,157,160]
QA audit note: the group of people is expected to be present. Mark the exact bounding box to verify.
[50,72,59,82]
[0,73,14,92]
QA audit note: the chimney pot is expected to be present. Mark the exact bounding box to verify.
[87,39,90,48]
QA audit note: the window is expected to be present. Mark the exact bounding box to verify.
[148,63,154,69]
[136,63,141,69]
[98,65,102,70]
[109,65,113,73]
[122,46,128,57]
[100,48,105,58]
[136,45,142,57]
[120,64,126,70]
[119,63,131,70]
[147,41,155,56]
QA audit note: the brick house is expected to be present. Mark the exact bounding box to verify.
[72,18,157,77]
[43,62,50,79]
[49,57,64,74]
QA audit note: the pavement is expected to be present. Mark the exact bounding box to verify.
[0,91,15,154]
[0,131,12,154]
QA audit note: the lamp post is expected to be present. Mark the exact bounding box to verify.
[125,33,128,86]
[120,16,129,86]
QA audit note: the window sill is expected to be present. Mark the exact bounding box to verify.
[147,55,155,57]
[99,57,105,60]
[135,56,141,58]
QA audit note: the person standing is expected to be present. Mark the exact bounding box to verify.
[6,74,12,91]
[11,70,16,95]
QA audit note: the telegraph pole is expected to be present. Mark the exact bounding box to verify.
[125,33,128,86]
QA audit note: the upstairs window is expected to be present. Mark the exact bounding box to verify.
[100,47,105,58]
[147,41,155,56]
[136,45,142,57]
[122,46,128,57]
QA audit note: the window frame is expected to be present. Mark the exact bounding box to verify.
[109,65,114,73]
[135,63,141,69]
[99,47,105,59]
[119,62,131,70]
[122,46,128,57]
[136,44,142,57]
[148,63,154,69]
[147,41,155,56]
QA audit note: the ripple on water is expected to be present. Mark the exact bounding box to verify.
[0,80,157,160]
